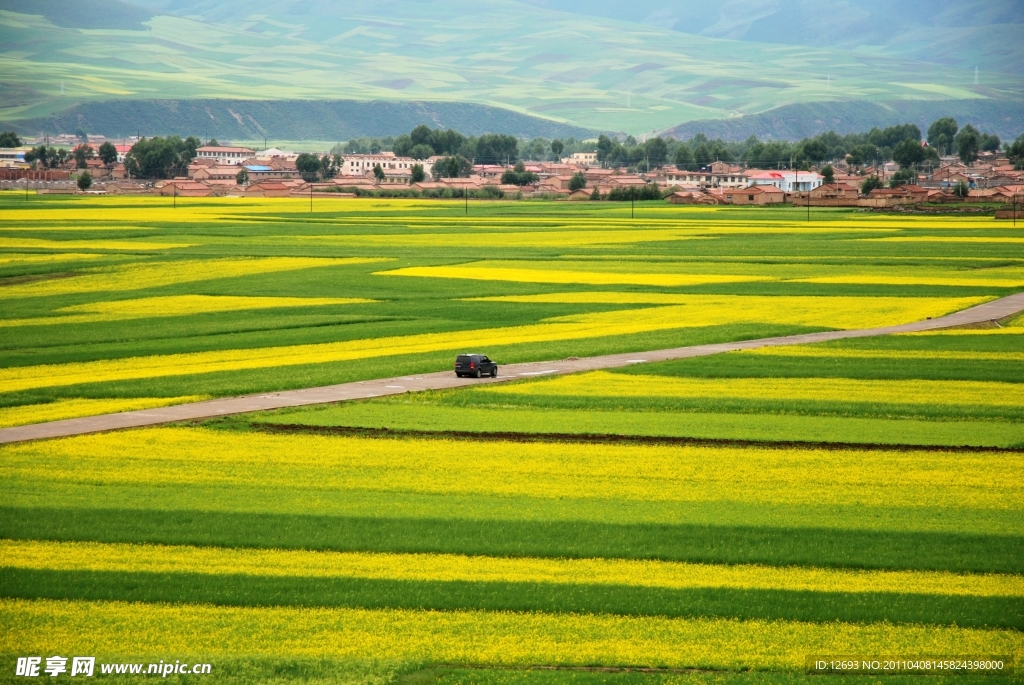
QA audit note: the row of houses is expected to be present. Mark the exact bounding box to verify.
[668,181,1024,206]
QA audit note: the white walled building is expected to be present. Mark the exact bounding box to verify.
[195,146,256,166]
[341,153,419,177]
[747,170,823,193]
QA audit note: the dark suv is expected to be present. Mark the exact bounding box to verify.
[455,354,498,378]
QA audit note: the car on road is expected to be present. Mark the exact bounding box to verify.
[454,354,498,378]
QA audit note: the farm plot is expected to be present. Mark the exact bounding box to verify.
[2,194,1023,684]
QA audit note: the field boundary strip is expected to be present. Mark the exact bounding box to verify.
[252,423,1024,454]
[1,291,1022,445]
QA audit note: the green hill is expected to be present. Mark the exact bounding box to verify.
[0,0,1020,135]
[3,98,595,140]
[662,99,1024,142]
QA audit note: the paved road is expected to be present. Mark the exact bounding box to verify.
[2,292,1022,445]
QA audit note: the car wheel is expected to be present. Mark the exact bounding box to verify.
[491,367,497,377]
[475,369,482,378]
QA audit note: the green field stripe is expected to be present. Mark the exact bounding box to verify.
[251,402,1024,450]
[3,568,1021,629]
[414,667,1018,685]
[614,353,1024,384]
[453,390,1024,423]
[3,508,1021,574]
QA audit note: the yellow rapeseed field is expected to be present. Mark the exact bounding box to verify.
[4,540,1020,598]
[0,257,387,299]
[0,397,207,429]
[381,265,767,287]
[794,273,1024,288]
[489,370,1024,407]
[745,346,1024,362]
[3,599,1020,670]
[0,253,106,267]
[382,258,1024,288]
[0,238,196,250]
[0,296,983,393]
[7,427,1021,511]
[0,295,376,327]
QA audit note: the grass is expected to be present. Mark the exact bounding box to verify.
[2,195,1023,681]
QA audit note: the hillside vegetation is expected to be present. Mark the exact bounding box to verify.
[3,99,595,141]
[1,0,1020,135]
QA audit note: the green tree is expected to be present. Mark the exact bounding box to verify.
[860,175,883,195]
[475,134,518,165]
[568,171,587,191]
[693,143,712,167]
[76,171,92,191]
[820,164,835,185]
[590,186,600,200]
[674,144,694,169]
[927,118,958,155]
[392,134,413,157]
[373,164,385,182]
[952,180,970,198]
[524,138,548,161]
[432,156,471,179]
[74,144,94,169]
[410,164,425,183]
[320,154,340,179]
[643,137,668,168]
[802,139,828,163]
[892,138,925,169]
[500,160,539,186]
[97,142,118,165]
[295,152,322,181]
[889,168,917,188]
[410,125,433,149]
[549,139,564,161]
[955,125,981,165]
[867,123,921,150]
[980,133,1000,153]
[1008,134,1024,169]
[0,131,21,147]
[206,139,219,147]
[235,168,249,186]
[607,183,663,201]
[409,144,434,160]
[24,145,49,168]
[596,134,615,163]
[847,143,878,167]
[124,136,199,178]
[75,127,88,142]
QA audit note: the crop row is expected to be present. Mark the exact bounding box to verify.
[4,598,1021,670]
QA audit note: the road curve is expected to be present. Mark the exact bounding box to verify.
[2,292,1022,445]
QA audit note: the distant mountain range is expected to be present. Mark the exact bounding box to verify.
[1,0,1020,138]
[663,99,1024,142]
[2,99,594,141]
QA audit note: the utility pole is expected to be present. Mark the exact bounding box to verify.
[173,185,176,209]
[310,183,313,213]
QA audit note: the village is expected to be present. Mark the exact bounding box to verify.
[1,132,1022,210]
